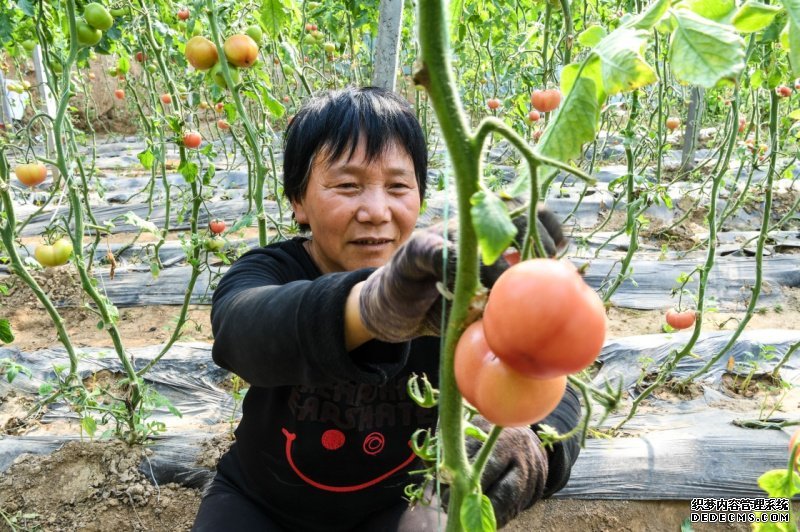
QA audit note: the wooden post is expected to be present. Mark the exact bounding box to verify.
[679,86,704,173]
[371,0,404,91]
[32,45,59,180]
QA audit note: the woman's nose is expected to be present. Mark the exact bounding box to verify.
[355,188,391,224]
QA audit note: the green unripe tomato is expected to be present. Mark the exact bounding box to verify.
[109,7,127,17]
[84,3,114,31]
[50,62,63,74]
[22,39,37,52]
[77,21,103,47]
[147,64,158,73]
[211,63,240,89]
[245,25,263,44]
[323,42,335,54]
[204,236,225,251]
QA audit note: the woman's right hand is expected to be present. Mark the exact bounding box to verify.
[357,204,566,343]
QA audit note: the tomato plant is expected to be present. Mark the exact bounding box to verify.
[790,429,800,469]
[454,321,567,427]
[665,309,696,330]
[14,163,47,187]
[482,259,607,379]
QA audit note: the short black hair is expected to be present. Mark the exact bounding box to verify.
[283,87,428,229]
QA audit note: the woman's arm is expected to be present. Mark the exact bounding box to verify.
[211,248,408,388]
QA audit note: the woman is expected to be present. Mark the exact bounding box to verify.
[193,87,581,531]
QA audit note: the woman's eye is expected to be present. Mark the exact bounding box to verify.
[337,183,358,189]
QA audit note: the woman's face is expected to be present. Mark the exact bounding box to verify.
[291,139,421,273]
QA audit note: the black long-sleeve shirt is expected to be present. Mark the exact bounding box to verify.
[211,237,580,531]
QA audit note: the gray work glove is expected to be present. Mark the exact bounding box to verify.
[358,203,566,343]
[441,416,549,529]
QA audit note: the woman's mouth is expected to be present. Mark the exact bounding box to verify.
[351,238,393,248]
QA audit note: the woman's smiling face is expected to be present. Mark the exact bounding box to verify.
[291,139,421,273]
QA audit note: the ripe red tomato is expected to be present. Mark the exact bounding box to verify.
[177,8,190,20]
[527,110,541,122]
[34,237,73,267]
[738,117,746,134]
[217,119,230,130]
[487,98,501,110]
[455,320,567,427]
[776,85,792,98]
[790,429,800,469]
[183,131,202,149]
[530,89,562,113]
[135,51,145,63]
[15,163,47,187]
[160,93,172,104]
[483,259,607,379]
[209,219,226,234]
[305,23,314,31]
[114,89,125,100]
[215,102,225,113]
[282,95,290,103]
[665,117,680,130]
[665,308,696,330]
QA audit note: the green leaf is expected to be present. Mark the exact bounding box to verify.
[116,55,130,75]
[626,0,671,30]
[259,86,286,118]
[757,469,800,498]
[733,1,783,33]
[123,212,159,235]
[560,58,606,103]
[593,27,658,94]
[179,160,199,183]
[39,382,53,395]
[669,9,746,88]
[80,416,97,437]
[577,25,607,48]
[137,148,154,170]
[0,319,13,344]
[460,492,496,532]
[260,0,293,38]
[789,109,800,119]
[203,163,216,186]
[681,0,736,22]
[17,0,35,16]
[789,20,800,77]
[781,0,800,31]
[470,190,517,266]
[535,76,600,191]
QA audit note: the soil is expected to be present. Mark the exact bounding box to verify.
[0,441,200,532]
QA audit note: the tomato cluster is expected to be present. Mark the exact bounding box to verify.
[455,259,607,427]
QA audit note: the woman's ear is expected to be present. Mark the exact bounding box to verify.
[291,199,309,225]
